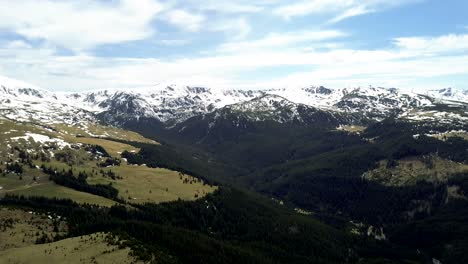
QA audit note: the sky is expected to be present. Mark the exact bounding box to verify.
[0,0,467,92]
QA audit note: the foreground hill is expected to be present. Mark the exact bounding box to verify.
[0,118,215,205]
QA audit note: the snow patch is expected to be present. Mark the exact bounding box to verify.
[11,132,70,148]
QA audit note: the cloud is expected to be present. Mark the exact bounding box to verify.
[273,0,355,19]
[163,9,205,32]
[194,1,265,13]
[209,18,252,40]
[273,0,421,23]
[5,40,32,49]
[327,5,371,24]
[1,33,465,91]
[0,0,165,51]
[159,39,191,46]
[394,34,468,55]
[1,6,467,93]
[0,0,249,49]
[218,30,347,53]
[260,54,468,90]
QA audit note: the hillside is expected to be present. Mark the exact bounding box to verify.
[0,118,215,205]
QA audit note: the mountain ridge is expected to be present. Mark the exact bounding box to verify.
[0,75,467,127]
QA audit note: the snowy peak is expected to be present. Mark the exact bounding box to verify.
[0,75,466,126]
[80,84,265,124]
[426,87,468,103]
[217,94,347,125]
[435,87,463,97]
[337,86,433,116]
[261,85,435,120]
[204,93,360,128]
[0,86,48,99]
[0,75,95,124]
[0,75,42,91]
[223,94,303,122]
[98,92,156,116]
[227,94,300,113]
[0,75,51,99]
[303,86,334,95]
[264,86,343,109]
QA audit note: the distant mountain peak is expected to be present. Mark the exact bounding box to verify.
[0,74,466,126]
[0,75,44,91]
[426,87,468,103]
[227,93,298,112]
[0,75,51,99]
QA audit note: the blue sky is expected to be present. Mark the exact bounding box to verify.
[0,0,467,91]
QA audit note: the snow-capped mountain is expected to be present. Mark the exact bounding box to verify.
[0,75,466,127]
[197,94,363,132]
[79,84,452,125]
[71,84,263,124]
[216,94,357,125]
[426,87,468,103]
[0,76,95,124]
[265,85,435,120]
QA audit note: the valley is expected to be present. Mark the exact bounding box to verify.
[0,76,467,264]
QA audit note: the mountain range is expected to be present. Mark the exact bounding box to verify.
[1,75,467,129]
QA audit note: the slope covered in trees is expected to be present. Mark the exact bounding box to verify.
[118,118,468,263]
[0,187,431,264]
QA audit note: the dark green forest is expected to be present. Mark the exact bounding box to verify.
[3,117,468,263]
[117,117,468,263]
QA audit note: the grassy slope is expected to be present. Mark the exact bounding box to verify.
[363,156,468,186]
[93,164,216,203]
[39,157,215,204]
[0,208,67,251]
[0,199,135,263]
[0,161,116,207]
[51,123,159,144]
[68,137,139,157]
[10,183,117,207]
[428,131,468,141]
[0,233,140,264]
[0,117,215,205]
[0,119,156,156]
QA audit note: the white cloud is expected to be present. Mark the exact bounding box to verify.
[195,1,264,13]
[162,8,252,39]
[182,0,288,14]
[327,5,371,24]
[261,55,468,90]
[209,18,252,40]
[273,0,355,19]
[273,0,420,23]
[394,34,468,55]
[5,40,32,49]
[159,39,191,46]
[164,9,205,32]
[218,30,346,53]
[2,0,452,93]
[1,24,467,92]
[0,0,165,51]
